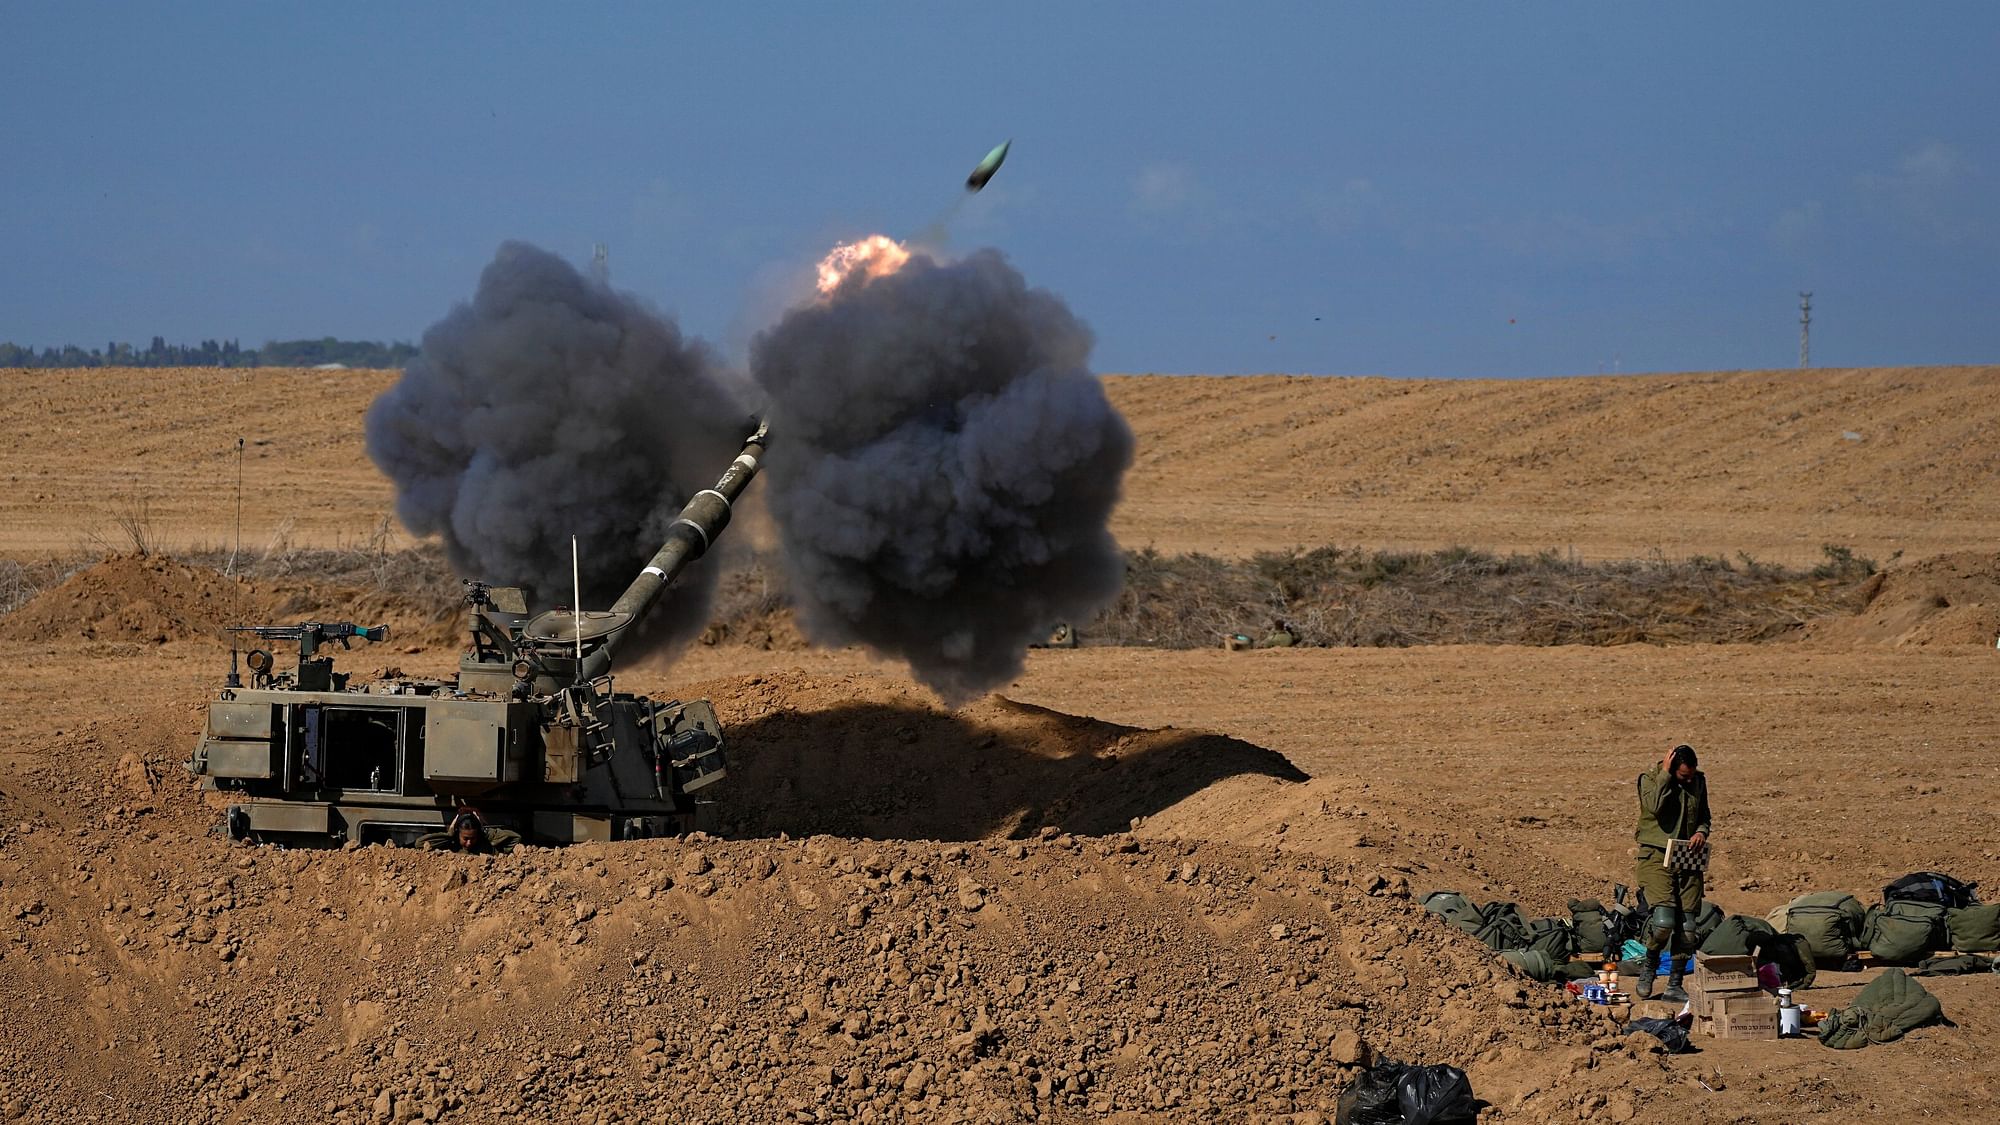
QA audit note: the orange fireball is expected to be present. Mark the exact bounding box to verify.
[816,235,910,294]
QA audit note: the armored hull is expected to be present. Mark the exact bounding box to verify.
[193,680,722,845]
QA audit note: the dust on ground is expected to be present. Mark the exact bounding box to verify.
[2,365,1998,1122]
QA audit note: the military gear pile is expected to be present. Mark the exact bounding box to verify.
[1422,891,1578,972]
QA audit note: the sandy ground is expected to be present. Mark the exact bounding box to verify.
[1,366,1997,1122]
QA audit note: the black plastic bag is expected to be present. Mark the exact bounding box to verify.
[1335,1062,1404,1125]
[1336,1059,1477,1125]
[1623,1017,1696,1054]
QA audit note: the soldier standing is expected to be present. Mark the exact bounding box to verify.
[1633,744,1710,1001]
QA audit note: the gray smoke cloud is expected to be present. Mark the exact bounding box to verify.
[365,240,747,658]
[750,248,1133,703]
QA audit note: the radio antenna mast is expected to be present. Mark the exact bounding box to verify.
[1798,291,1813,368]
[227,436,245,575]
[572,534,584,674]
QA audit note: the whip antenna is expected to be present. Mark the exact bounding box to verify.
[572,534,584,676]
[227,436,245,575]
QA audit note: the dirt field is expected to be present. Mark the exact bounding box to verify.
[2,365,1998,1123]
[4,364,1997,562]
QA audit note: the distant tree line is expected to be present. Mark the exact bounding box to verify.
[0,336,418,369]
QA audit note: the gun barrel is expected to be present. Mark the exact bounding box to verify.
[577,420,768,679]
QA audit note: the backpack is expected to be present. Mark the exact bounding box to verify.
[1525,917,1577,961]
[1751,930,1818,990]
[1771,892,1867,965]
[1688,901,1726,947]
[1884,871,1978,911]
[1601,898,1645,958]
[1946,903,2000,953]
[1864,900,1948,965]
[1421,891,1484,937]
[1474,901,1532,951]
[1699,914,1778,956]
[1568,899,1609,956]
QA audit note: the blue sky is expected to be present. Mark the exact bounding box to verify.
[5,2,1996,376]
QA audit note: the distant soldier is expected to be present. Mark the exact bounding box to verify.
[1632,744,1711,1001]
[1256,618,1299,648]
[419,810,522,854]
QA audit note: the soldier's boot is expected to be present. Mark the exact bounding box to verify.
[1638,908,1678,1002]
[1659,906,1691,1002]
[1661,963,1688,1004]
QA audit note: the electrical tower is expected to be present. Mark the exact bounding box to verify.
[1798,291,1812,368]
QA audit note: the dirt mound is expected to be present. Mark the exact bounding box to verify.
[1809,550,2000,647]
[0,789,1667,1123]
[695,670,1310,840]
[0,553,262,644]
[0,552,463,650]
[0,683,1684,1123]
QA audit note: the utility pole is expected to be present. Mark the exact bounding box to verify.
[1798,291,1813,368]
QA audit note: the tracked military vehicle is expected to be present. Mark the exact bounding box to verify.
[186,422,768,846]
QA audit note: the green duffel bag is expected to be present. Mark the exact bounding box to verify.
[1689,901,1726,948]
[1776,892,1868,965]
[1525,917,1577,961]
[1499,948,1565,982]
[1700,913,1778,956]
[1946,903,2000,953]
[1569,898,1609,956]
[1474,901,1532,951]
[1422,890,1484,936]
[1865,900,1947,965]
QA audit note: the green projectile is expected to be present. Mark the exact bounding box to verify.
[965,139,1011,192]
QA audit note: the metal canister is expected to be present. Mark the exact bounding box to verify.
[1780,1004,1804,1036]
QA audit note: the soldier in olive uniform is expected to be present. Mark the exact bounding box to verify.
[419,810,522,854]
[1632,743,1711,1001]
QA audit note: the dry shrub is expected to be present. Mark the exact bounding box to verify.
[176,535,463,625]
[1095,544,1877,648]
[0,554,95,619]
[0,540,1880,652]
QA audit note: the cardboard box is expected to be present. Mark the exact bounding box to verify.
[1693,953,1760,991]
[1686,976,1764,1019]
[1707,994,1774,1019]
[1709,1009,1779,1040]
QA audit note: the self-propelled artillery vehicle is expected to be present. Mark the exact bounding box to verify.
[185,421,768,846]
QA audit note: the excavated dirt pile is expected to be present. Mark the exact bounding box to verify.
[694,670,1310,842]
[0,683,1677,1124]
[1808,550,2000,648]
[0,554,457,649]
[0,555,262,645]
